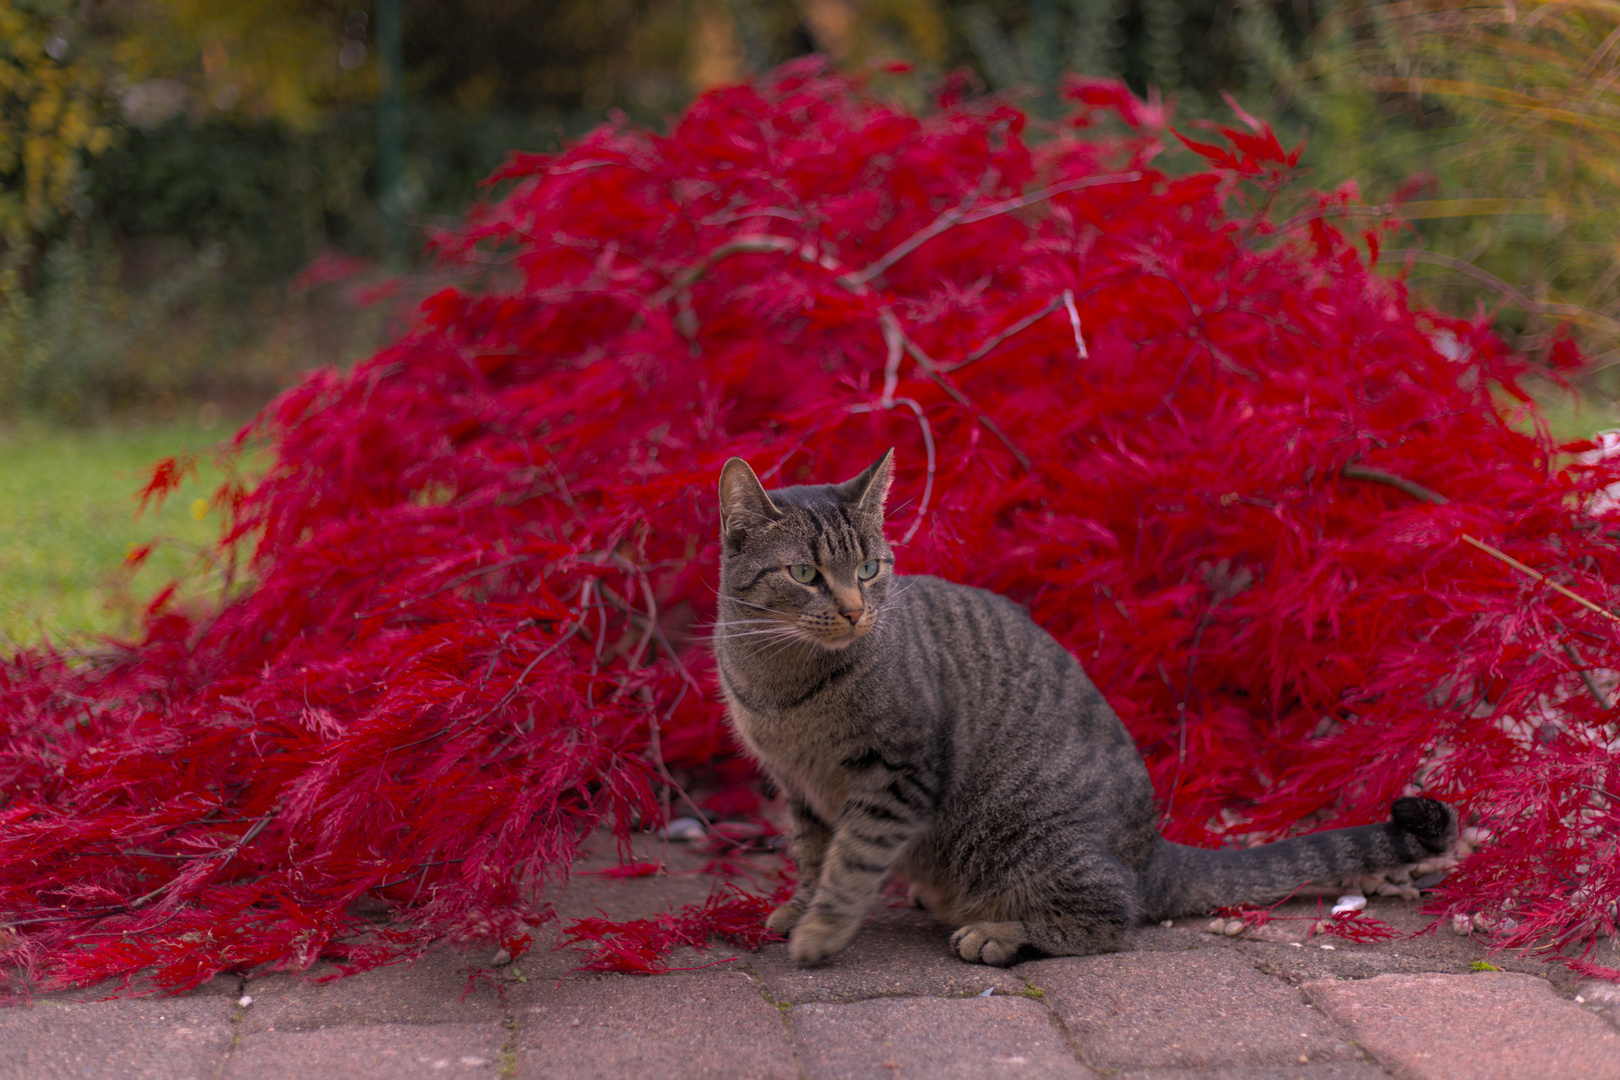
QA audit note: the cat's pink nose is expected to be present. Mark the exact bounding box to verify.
[841,607,864,625]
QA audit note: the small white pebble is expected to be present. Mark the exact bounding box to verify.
[1319,944,1336,950]
[1577,995,1587,1004]
[1224,919,1245,936]
[1449,913,1474,936]
[1290,942,1303,948]
[1160,920,1174,928]
[659,817,706,842]
[978,986,995,997]
[238,995,252,1008]
[1206,919,1227,934]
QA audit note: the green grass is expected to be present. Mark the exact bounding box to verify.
[0,416,245,646]
[1524,383,1620,445]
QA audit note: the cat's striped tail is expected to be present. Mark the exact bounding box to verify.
[1140,797,1456,922]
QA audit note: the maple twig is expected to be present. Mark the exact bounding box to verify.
[482,618,539,685]
[894,400,935,545]
[620,560,660,673]
[129,809,277,910]
[1340,463,1450,505]
[1063,288,1088,361]
[647,686,675,863]
[848,169,1000,286]
[879,309,905,406]
[845,171,1141,287]
[393,618,582,752]
[372,860,462,892]
[1561,638,1611,710]
[851,397,936,544]
[901,337,1032,470]
[1461,534,1620,624]
[354,555,534,619]
[948,296,1065,372]
[649,235,799,307]
[599,562,732,848]
[1342,457,1620,659]
[956,173,1143,226]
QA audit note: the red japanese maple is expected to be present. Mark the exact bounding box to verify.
[3,61,1618,993]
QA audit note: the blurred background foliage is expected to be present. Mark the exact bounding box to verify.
[1295,0,1620,373]
[0,0,1615,422]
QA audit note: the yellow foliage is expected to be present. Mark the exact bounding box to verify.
[116,0,373,129]
[0,3,115,244]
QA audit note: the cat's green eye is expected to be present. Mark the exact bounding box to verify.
[788,564,817,584]
[858,560,879,581]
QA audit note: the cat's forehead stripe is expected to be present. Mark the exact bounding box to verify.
[820,503,860,563]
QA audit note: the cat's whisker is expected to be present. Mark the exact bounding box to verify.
[710,617,822,651]
[711,626,808,643]
[708,618,796,633]
[716,593,799,618]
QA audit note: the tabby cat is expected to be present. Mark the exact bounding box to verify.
[713,451,1455,967]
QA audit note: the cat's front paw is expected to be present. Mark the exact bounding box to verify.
[950,922,1027,967]
[765,902,805,935]
[787,910,858,966]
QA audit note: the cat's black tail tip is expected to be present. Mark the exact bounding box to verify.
[1391,796,1456,852]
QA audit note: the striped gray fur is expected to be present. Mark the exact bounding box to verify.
[713,452,1455,967]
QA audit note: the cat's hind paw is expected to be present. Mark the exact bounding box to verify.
[951,922,1027,967]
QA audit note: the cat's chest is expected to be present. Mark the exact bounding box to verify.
[725,700,863,824]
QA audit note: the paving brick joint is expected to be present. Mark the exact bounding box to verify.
[4,834,1619,1079]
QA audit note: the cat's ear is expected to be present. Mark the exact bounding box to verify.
[834,449,894,518]
[718,457,782,538]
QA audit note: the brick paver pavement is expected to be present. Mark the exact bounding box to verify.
[4,835,1618,1079]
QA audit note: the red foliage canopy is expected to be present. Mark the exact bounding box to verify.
[5,62,1620,993]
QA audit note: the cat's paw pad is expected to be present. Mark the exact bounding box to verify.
[788,911,857,966]
[765,902,805,935]
[951,922,1025,967]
